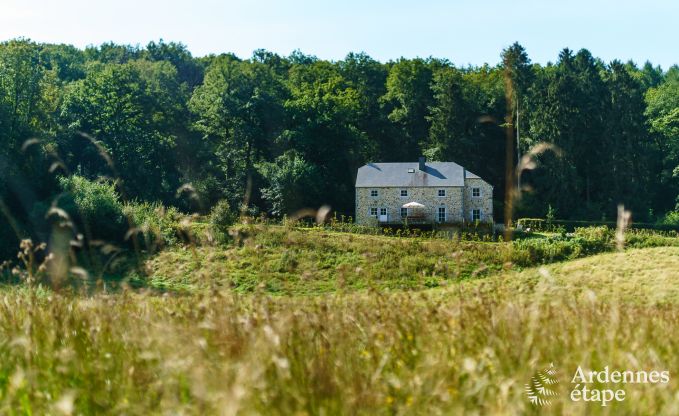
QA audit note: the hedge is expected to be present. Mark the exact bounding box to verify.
[517,218,679,233]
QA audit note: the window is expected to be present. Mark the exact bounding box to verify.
[370,189,378,197]
[438,207,446,223]
[472,209,481,221]
[472,187,481,197]
[407,168,415,173]
[438,189,446,197]
[370,207,378,217]
[400,189,408,197]
[380,207,387,216]
[400,207,408,218]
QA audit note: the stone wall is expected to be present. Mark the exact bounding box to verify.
[355,186,464,225]
[355,179,493,226]
[463,178,494,223]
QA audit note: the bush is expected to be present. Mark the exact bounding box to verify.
[209,200,237,243]
[511,226,614,266]
[625,229,679,249]
[511,236,583,266]
[573,226,613,253]
[518,217,679,233]
[516,218,548,231]
[123,202,184,250]
[58,176,126,242]
[659,211,679,226]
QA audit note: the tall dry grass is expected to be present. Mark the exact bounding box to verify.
[0,277,677,415]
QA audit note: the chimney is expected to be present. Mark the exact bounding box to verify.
[418,156,426,171]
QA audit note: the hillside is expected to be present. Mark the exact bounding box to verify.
[2,235,679,414]
[143,225,511,294]
[466,246,679,305]
[141,224,679,295]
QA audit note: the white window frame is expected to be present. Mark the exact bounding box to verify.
[369,207,378,217]
[370,189,378,197]
[472,187,481,198]
[400,189,408,197]
[438,206,446,223]
[379,207,387,216]
[400,207,408,218]
[437,189,446,197]
[472,209,481,221]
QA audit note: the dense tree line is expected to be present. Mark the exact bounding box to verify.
[1,38,678,257]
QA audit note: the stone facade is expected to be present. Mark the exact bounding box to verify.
[463,178,494,223]
[355,181,493,225]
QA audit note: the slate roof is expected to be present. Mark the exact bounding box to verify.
[355,161,480,188]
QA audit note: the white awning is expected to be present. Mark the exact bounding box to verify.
[402,201,425,208]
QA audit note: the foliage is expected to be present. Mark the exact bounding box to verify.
[189,54,287,208]
[659,210,679,226]
[208,199,237,243]
[646,67,679,209]
[59,60,185,203]
[257,151,321,216]
[58,175,126,242]
[123,201,184,250]
[2,38,679,262]
[512,235,598,266]
[517,217,679,232]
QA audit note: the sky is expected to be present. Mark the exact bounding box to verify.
[1,0,677,68]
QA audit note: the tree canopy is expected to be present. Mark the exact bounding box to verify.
[1,38,679,258]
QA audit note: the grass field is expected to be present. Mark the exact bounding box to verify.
[1,226,678,414]
[143,225,513,294]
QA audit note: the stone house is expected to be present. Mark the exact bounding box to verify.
[355,157,493,226]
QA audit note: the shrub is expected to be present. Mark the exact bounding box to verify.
[518,217,679,233]
[511,237,583,266]
[511,227,615,266]
[659,211,679,226]
[573,226,613,253]
[58,175,126,242]
[625,229,679,249]
[209,199,237,243]
[123,202,184,250]
[516,218,548,231]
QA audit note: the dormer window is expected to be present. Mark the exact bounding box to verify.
[370,189,378,197]
[407,168,415,173]
[400,189,408,197]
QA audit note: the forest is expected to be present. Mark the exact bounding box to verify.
[1,38,678,259]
